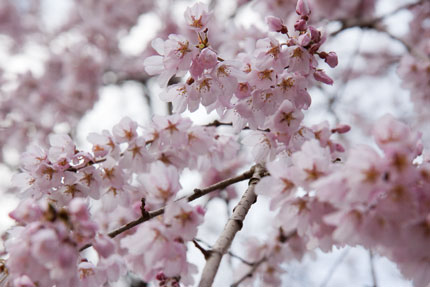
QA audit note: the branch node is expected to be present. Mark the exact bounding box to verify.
[234,219,243,230]
[140,198,150,219]
[193,239,212,260]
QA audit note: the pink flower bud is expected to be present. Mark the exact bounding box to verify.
[266,16,285,33]
[309,26,321,43]
[298,33,311,47]
[325,52,338,68]
[331,124,351,134]
[314,69,333,85]
[296,0,311,17]
[294,18,307,31]
[156,271,167,281]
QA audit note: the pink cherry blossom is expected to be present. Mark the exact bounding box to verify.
[112,116,138,144]
[164,200,204,241]
[139,161,181,207]
[184,2,211,32]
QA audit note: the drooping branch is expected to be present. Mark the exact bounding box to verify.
[330,0,428,60]
[198,164,267,287]
[332,0,426,36]
[79,165,257,251]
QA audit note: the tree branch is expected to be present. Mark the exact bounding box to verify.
[198,164,266,287]
[332,0,426,36]
[204,120,271,132]
[194,238,254,266]
[330,0,428,60]
[193,239,212,260]
[79,165,257,251]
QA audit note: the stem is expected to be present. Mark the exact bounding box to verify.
[79,165,256,252]
[198,164,266,287]
[320,248,350,287]
[230,257,266,287]
[204,120,271,132]
[327,31,363,123]
[369,250,378,287]
[193,239,211,260]
[194,238,254,266]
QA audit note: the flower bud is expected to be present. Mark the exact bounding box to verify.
[296,0,311,17]
[266,16,288,34]
[325,52,338,68]
[294,18,307,31]
[314,69,333,85]
[331,124,351,134]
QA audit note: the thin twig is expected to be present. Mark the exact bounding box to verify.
[327,31,363,123]
[369,250,378,287]
[79,165,257,251]
[192,239,211,260]
[204,120,270,132]
[332,0,426,36]
[198,164,266,287]
[230,257,267,287]
[377,0,425,19]
[229,229,296,286]
[330,0,428,60]
[320,248,350,287]
[194,238,254,266]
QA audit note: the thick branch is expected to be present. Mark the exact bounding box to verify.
[79,165,256,251]
[198,164,266,287]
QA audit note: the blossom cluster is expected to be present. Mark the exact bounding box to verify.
[3,114,240,286]
[5,198,124,287]
[145,1,338,139]
[0,0,155,163]
[121,200,204,286]
[396,2,429,118]
[13,115,239,207]
[251,115,430,286]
